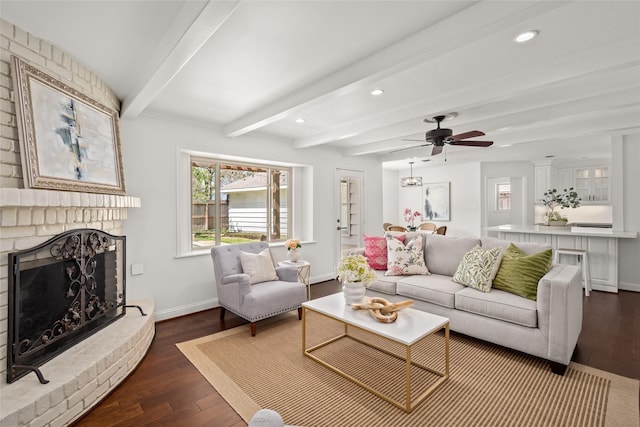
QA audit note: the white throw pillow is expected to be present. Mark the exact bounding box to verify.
[239,248,278,284]
[385,234,429,276]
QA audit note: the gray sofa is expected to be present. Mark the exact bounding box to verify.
[349,233,583,375]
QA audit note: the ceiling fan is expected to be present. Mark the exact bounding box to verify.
[393,115,494,156]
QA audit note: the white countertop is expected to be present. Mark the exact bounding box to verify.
[485,224,637,238]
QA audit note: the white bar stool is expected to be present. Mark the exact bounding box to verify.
[554,248,591,296]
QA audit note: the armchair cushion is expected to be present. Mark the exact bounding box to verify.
[240,248,278,284]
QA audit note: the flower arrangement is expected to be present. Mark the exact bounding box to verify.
[337,254,376,285]
[542,188,581,222]
[403,208,422,228]
[284,239,301,251]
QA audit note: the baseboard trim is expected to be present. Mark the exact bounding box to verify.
[619,281,640,293]
[155,298,219,321]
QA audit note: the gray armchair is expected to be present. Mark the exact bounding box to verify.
[211,242,307,336]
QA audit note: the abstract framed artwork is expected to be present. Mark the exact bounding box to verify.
[11,56,126,194]
[423,182,450,221]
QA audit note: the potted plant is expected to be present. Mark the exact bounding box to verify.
[542,188,581,226]
[284,238,302,262]
[337,254,376,304]
[403,208,422,231]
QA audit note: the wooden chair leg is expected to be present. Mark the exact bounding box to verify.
[250,322,257,337]
[298,307,303,320]
[219,307,226,320]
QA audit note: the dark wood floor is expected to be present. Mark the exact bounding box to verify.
[74,281,640,426]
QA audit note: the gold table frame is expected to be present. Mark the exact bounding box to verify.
[302,306,449,413]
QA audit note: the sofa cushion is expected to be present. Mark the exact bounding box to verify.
[481,237,551,256]
[425,234,482,276]
[239,248,278,285]
[455,287,538,327]
[363,234,405,270]
[396,274,463,308]
[452,245,502,292]
[367,270,404,295]
[493,243,552,301]
[385,234,429,276]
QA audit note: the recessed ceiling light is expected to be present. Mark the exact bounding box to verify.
[295,118,305,123]
[370,89,384,96]
[515,30,539,43]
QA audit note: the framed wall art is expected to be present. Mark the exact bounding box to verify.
[423,182,450,221]
[11,56,126,194]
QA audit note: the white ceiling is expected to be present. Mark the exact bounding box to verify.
[2,1,639,170]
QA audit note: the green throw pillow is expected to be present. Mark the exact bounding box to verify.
[452,245,502,293]
[493,243,552,300]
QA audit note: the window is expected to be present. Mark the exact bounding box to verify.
[190,157,291,250]
[496,183,511,210]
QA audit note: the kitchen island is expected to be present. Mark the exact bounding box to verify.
[485,224,637,293]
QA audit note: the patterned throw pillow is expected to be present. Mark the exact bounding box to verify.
[493,243,552,300]
[364,234,405,270]
[239,248,279,284]
[452,245,502,292]
[385,234,429,276]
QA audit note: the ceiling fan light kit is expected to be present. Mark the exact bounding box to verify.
[400,162,422,187]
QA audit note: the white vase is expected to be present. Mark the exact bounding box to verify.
[287,249,300,262]
[343,281,366,305]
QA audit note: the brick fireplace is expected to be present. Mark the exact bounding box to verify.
[0,188,152,426]
[0,20,155,426]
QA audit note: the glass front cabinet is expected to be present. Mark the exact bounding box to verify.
[574,166,609,204]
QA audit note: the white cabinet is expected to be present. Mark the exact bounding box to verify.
[533,162,557,204]
[554,165,610,205]
[574,166,609,204]
[556,168,575,193]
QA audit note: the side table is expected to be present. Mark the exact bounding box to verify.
[278,260,311,300]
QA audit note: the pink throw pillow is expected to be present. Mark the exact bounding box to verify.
[364,234,405,270]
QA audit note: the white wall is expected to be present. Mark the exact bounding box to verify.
[618,133,640,291]
[120,115,383,320]
[480,161,535,235]
[384,162,482,237]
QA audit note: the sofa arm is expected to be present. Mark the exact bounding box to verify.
[536,264,583,365]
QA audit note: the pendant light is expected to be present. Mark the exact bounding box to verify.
[400,162,422,187]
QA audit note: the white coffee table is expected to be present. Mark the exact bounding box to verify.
[302,293,450,412]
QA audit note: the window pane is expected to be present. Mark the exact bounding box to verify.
[270,169,288,241]
[221,165,266,242]
[191,164,216,250]
[496,183,511,211]
[190,158,292,248]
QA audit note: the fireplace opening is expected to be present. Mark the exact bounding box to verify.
[7,229,126,383]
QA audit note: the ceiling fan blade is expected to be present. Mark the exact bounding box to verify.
[389,143,431,154]
[449,130,485,140]
[448,140,493,147]
[431,145,443,155]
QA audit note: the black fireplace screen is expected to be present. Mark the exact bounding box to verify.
[7,229,126,383]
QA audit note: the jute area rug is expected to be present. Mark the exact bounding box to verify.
[177,311,639,427]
